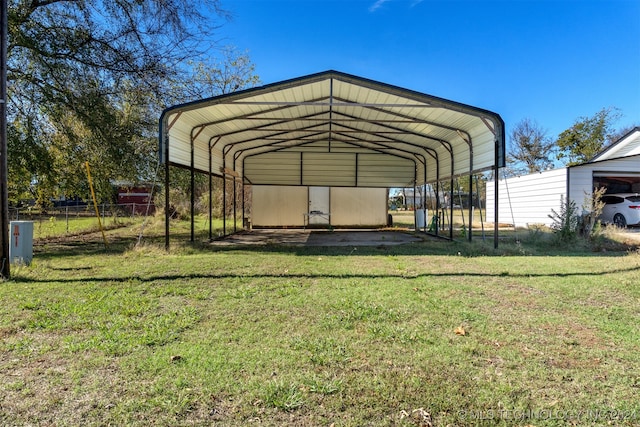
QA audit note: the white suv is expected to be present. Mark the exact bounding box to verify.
[599,193,640,227]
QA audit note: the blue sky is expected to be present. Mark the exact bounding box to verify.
[220,0,639,143]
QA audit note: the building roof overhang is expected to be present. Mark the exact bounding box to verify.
[159,70,505,188]
[590,127,640,163]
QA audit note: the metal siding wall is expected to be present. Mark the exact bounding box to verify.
[252,186,308,226]
[567,167,593,211]
[168,128,192,167]
[244,151,417,187]
[331,188,388,226]
[421,149,440,182]
[166,118,191,166]
[433,145,452,178]
[453,145,471,177]
[486,168,567,227]
[472,149,497,175]
[358,155,414,187]
[575,156,640,173]
[193,139,210,172]
[569,157,640,209]
[302,153,356,186]
[211,152,224,176]
[245,153,302,185]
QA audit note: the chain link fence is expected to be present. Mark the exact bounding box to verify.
[9,203,155,239]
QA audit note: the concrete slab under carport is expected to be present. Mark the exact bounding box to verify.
[210,229,425,247]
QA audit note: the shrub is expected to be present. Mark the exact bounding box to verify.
[548,195,580,244]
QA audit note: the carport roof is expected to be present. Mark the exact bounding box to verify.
[159,70,505,187]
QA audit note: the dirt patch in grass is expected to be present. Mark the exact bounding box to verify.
[211,229,424,247]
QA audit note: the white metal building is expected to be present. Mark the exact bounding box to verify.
[487,127,640,227]
[159,70,506,246]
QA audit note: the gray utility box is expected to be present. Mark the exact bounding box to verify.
[10,221,34,265]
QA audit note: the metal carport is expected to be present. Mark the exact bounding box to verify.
[159,70,505,247]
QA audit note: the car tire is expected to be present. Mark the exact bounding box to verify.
[613,213,627,228]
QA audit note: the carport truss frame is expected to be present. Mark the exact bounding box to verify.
[159,70,505,247]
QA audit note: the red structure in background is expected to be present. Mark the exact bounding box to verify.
[117,186,155,215]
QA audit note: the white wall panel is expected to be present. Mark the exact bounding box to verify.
[252,186,308,226]
[331,188,388,226]
[567,168,593,211]
[252,186,388,227]
[486,168,567,227]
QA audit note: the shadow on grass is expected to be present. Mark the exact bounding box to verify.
[19,229,639,285]
[14,234,638,283]
[14,259,640,285]
[32,227,639,262]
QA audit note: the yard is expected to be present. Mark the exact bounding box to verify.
[1,218,639,426]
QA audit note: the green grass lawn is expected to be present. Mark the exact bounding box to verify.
[1,219,639,426]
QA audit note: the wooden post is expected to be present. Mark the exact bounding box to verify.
[0,0,9,278]
[84,162,108,248]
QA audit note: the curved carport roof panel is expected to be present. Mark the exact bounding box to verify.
[159,70,505,247]
[160,70,505,187]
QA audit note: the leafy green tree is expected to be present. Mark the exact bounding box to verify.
[173,48,261,102]
[556,107,621,166]
[7,118,54,206]
[508,118,555,174]
[164,49,261,217]
[7,0,230,204]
